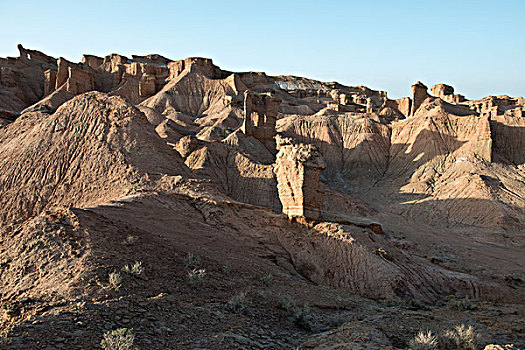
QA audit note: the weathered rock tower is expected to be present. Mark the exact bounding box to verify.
[242,91,281,153]
[274,136,326,221]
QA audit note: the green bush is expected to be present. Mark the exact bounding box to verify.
[440,324,479,350]
[185,253,201,269]
[221,261,232,275]
[277,296,314,331]
[260,273,273,286]
[228,292,248,314]
[122,261,143,276]
[101,328,138,350]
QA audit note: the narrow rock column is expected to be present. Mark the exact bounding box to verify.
[411,81,430,116]
[274,136,326,221]
[43,69,57,96]
[366,98,373,113]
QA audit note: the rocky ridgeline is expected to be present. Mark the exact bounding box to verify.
[0,45,524,349]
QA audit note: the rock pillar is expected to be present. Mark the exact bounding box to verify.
[274,137,326,221]
[411,81,430,116]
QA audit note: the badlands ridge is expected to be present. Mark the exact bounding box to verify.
[0,45,523,349]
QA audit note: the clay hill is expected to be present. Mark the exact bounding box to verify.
[0,45,523,349]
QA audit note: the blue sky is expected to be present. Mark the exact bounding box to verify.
[0,0,523,99]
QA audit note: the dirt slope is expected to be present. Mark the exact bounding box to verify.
[0,92,187,225]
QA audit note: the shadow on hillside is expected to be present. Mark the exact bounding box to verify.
[226,162,282,212]
[490,120,525,165]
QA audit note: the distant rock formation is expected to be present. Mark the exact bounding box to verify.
[242,91,281,153]
[274,136,326,221]
[411,81,431,116]
[431,83,466,103]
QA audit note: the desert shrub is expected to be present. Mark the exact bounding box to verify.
[404,298,428,310]
[448,298,476,311]
[277,296,297,311]
[439,324,479,350]
[100,328,138,350]
[290,305,314,331]
[326,313,349,328]
[187,268,206,287]
[260,273,273,286]
[109,272,122,291]
[221,261,232,275]
[277,296,315,331]
[228,292,248,314]
[123,235,138,246]
[409,330,438,350]
[122,261,143,276]
[185,253,201,269]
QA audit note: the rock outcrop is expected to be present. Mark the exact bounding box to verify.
[274,136,326,221]
[0,45,56,117]
[411,81,431,116]
[242,91,281,153]
[431,83,466,103]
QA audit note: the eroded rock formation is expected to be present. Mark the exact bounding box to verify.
[411,81,431,116]
[242,91,281,153]
[274,136,326,221]
[1,45,524,349]
[431,83,466,103]
[1,46,525,307]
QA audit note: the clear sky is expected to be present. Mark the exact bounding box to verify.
[0,0,523,99]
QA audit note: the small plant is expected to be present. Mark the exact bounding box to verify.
[260,273,273,286]
[277,296,314,331]
[109,272,122,291]
[448,298,476,311]
[100,328,138,350]
[221,261,232,275]
[326,313,349,328]
[403,298,428,310]
[228,292,248,314]
[123,235,138,246]
[187,268,206,287]
[185,253,201,269]
[122,261,143,276]
[409,330,438,350]
[277,296,297,312]
[440,324,479,350]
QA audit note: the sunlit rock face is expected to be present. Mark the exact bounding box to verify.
[274,136,326,221]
